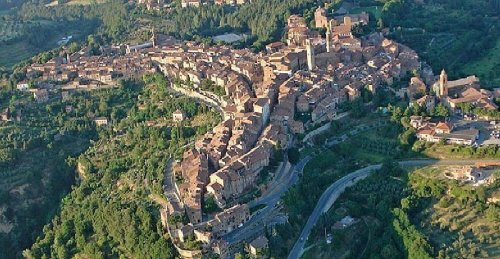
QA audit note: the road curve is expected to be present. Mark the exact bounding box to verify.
[287,159,496,259]
[223,156,312,244]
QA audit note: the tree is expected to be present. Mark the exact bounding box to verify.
[377,18,385,30]
[457,102,474,114]
[350,99,366,118]
[67,42,80,53]
[288,147,300,164]
[390,105,403,122]
[98,99,108,114]
[399,128,416,146]
[202,196,221,214]
[381,243,399,259]
[330,120,340,131]
[412,103,425,116]
[380,159,403,177]
[485,205,499,222]
[382,0,407,26]
[235,252,247,259]
[433,104,449,117]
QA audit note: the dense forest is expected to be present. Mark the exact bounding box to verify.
[0,85,100,258]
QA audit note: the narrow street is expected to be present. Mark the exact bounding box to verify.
[162,159,181,208]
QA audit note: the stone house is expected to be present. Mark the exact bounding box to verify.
[173,109,187,122]
[248,235,269,257]
[94,117,108,126]
[33,89,49,103]
[209,204,250,236]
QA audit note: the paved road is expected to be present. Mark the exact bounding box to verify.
[223,156,312,244]
[162,159,182,210]
[250,156,311,207]
[287,159,496,259]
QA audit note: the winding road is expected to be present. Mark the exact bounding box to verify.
[223,156,312,244]
[287,159,498,259]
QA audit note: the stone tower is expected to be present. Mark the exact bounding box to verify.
[306,39,315,71]
[314,7,328,28]
[326,27,332,53]
[344,16,352,28]
[151,26,157,48]
[439,69,448,97]
[328,19,338,29]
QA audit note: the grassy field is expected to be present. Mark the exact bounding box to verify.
[461,38,500,87]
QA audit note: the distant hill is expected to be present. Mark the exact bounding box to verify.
[0,0,23,9]
[44,0,107,7]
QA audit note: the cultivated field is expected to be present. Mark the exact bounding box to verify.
[461,38,500,87]
[0,21,24,41]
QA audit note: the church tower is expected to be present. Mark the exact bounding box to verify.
[151,26,157,48]
[306,39,315,71]
[326,27,332,53]
[439,69,448,97]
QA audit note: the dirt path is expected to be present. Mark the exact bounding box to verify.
[358,217,371,259]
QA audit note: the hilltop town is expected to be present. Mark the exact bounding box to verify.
[5,4,498,257]
[136,0,252,10]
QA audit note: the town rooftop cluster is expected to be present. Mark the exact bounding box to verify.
[11,6,500,257]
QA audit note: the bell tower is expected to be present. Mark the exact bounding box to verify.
[439,69,448,97]
[151,26,157,48]
[306,39,315,71]
[326,26,332,53]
